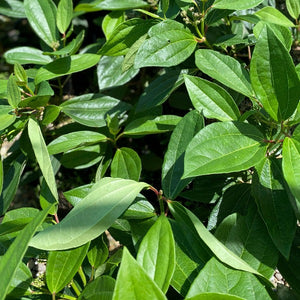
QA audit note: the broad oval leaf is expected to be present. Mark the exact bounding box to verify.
[213,0,264,10]
[162,110,204,199]
[35,54,100,84]
[0,106,16,131]
[255,7,295,27]
[137,215,175,293]
[282,138,300,203]
[195,49,253,98]
[183,121,266,178]
[112,247,167,300]
[56,0,73,34]
[87,235,109,269]
[250,25,300,121]
[287,0,300,19]
[102,11,125,40]
[184,75,240,121]
[24,0,59,48]
[0,0,25,18]
[111,147,142,181]
[47,131,107,155]
[29,178,148,250]
[46,243,90,294]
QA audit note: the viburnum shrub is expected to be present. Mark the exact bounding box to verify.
[0,0,300,299]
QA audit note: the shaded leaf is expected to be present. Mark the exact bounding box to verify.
[0,0,25,18]
[87,235,109,269]
[0,106,16,131]
[186,293,245,300]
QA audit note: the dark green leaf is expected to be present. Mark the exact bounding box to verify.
[0,0,25,18]
[63,183,93,206]
[213,0,264,10]
[87,235,109,269]
[18,95,50,109]
[255,7,295,27]
[0,106,16,131]
[102,11,125,40]
[0,157,3,196]
[0,218,33,236]
[122,195,155,219]
[56,0,73,34]
[183,122,266,178]
[162,110,204,199]
[7,74,21,108]
[113,247,167,300]
[29,178,148,250]
[286,0,300,19]
[252,157,297,259]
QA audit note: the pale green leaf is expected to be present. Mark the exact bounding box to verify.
[255,7,295,27]
[7,74,21,108]
[102,11,125,40]
[0,106,16,131]
[14,63,27,85]
[0,0,25,18]
[56,0,73,34]
[87,235,109,269]
[213,0,264,10]
[286,0,300,19]
[186,293,245,300]
[0,158,3,197]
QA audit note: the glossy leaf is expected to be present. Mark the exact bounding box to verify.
[46,243,90,294]
[99,19,156,56]
[186,293,245,300]
[60,93,131,127]
[87,235,109,269]
[252,157,297,259]
[213,0,264,10]
[250,25,300,121]
[42,105,61,125]
[287,0,300,19]
[282,138,300,203]
[111,147,142,181]
[35,54,100,84]
[14,63,27,85]
[4,47,52,65]
[113,247,167,300]
[255,7,295,27]
[0,106,16,131]
[183,121,266,178]
[0,204,54,300]
[78,276,115,300]
[24,0,59,48]
[0,0,25,18]
[97,56,139,90]
[186,257,271,300]
[162,110,204,199]
[135,20,197,68]
[29,178,148,250]
[102,11,125,40]
[184,75,240,121]
[56,0,73,34]
[195,49,253,98]
[137,215,175,293]
[7,74,21,108]
[123,115,181,136]
[47,131,107,155]
[28,118,58,201]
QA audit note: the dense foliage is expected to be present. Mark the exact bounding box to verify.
[0,0,300,299]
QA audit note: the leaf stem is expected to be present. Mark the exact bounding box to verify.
[52,293,56,300]
[78,266,87,287]
[70,280,81,297]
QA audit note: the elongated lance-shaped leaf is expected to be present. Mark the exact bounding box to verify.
[183,121,267,178]
[7,74,21,108]
[250,24,300,121]
[102,11,125,40]
[24,0,59,48]
[113,247,167,300]
[168,201,272,285]
[56,0,73,34]
[282,137,300,203]
[0,204,55,300]
[29,178,148,250]
[0,0,26,18]
[252,157,297,259]
[28,118,58,201]
[213,0,264,10]
[255,7,295,27]
[286,0,300,19]
[46,242,90,294]
[162,110,204,199]
[137,215,175,293]
[195,49,253,98]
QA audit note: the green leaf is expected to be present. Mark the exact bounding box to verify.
[136,215,175,293]
[102,11,125,40]
[97,56,139,90]
[113,247,167,300]
[135,20,197,68]
[46,243,89,294]
[286,0,300,19]
[7,74,21,109]
[56,0,73,34]
[162,110,204,200]
[0,153,26,215]
[0,218,34,237]
[0,204,54,300]
[250,25,300,121]
[60,93,131,127]
[4,47,52,65]
[161,0,169,15]
[215,201,279,279]
[28,118,58,201]
[42,105,61,125]
[186,257,271,300]
[75,0,148,12]
[0,106,16,131]
[213,0,264,10]
[184,75,240,121]
[136,69,189,113]
[168,201,270,283]
[255,7,295,27]
[35,54,100,84]
[87,235,109,269]
[0,157,3,196]
[14,63,28,85]
[252,157,297,259]
[183,122,266,178]
[122,195,156,219]
[186,293,245,300]
[111,147,142,181]
[195,49,253,98]
[282,138,300,203]
[64,183,93,206]
[29,178,148,250]
[78,276,115,300]
[123,115,181,136]
[0,0,25,18]
[99,19,157,56]
[24,0,59,48]
[47,131,107,155]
